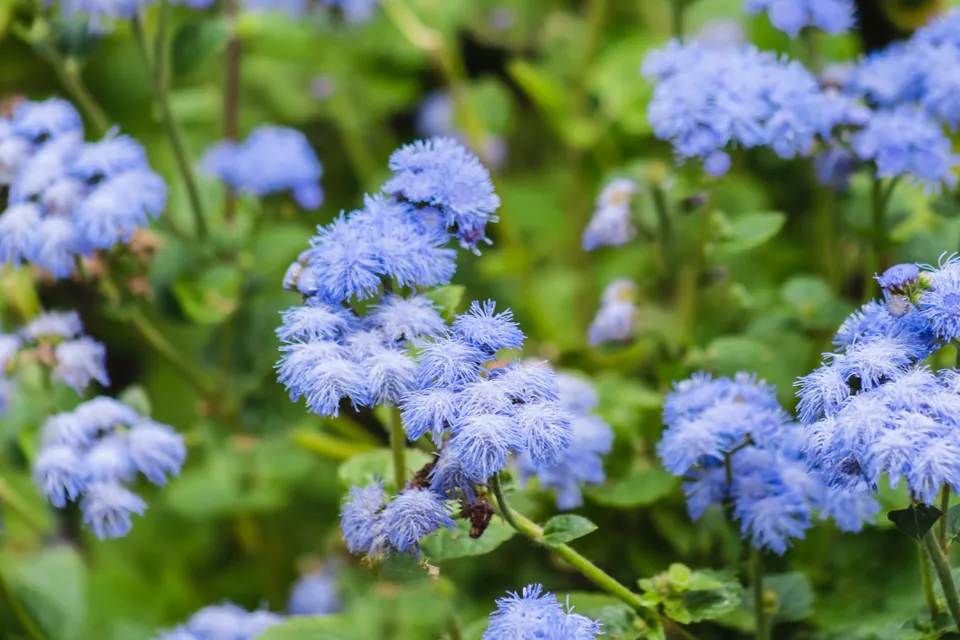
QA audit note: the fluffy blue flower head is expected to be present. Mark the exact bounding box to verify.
[744,0,855,36]
[384,137,500,250]
[202,125,324,209]
[340,481,386,555]
[875,263,920,291]
[288,568,341,616]
[380,487,455,555]
[483,584,603,640]
[34,397,185,539]
[589,280,638,346]
[153,602,284,640]
[918,256,960,341]
[583,178,638,250]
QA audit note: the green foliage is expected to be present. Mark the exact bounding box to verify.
[888,505,944,541]
[541,514,597,545]
[422,518,516,561]
[639,564,743,625]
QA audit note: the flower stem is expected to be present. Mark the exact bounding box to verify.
[129,309,218,398]
[41,46,111,136]
[390,406,406,490]
[943,487,952,554]
[670,0,685,38]
[490,474,688,637]
[0,475,46,534]
[752,547,769,640]
[651,184,674,283]
[920,540,941,621]
[222,0,242,222]
[923,528,960,631]
[131,12,209,241]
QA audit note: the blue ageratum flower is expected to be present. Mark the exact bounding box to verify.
[380,487,456,555]
[340,481,386,555]
[452,300,525,354]
[483,584,603,640]
[517,372,613,510]
[588,280,638,346]
[33,397,185,539]
[201,125,324,209]
[0,100,167,277]
[875,263,920,291]
[288,567,341,616]
[664,372,877,553]
[643,42,865,174]
[369,295,445,343]
[384,137,500,250]
[743,0,855,36]
[919,256,960,340]
[60,0,155,27]
[153,602,284,640]
[582,178,639,251]
[852,107,959,192]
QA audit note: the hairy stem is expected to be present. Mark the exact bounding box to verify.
[131,12,209,240]
[390,406,406,490]
[924,529,960,630]
[943,487,952,554]
[42,46,110,135]
[919,541,941,621]
[222,0,242,222]
[752,547,769,640]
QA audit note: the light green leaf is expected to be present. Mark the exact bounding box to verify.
[337,448,434,494]
[422,517,515,561]
[171,19,230,77]
[0,546,87,640]
[719,211,786,254]
[681,571,743,623]
[426,285,466,320]
[173,265,243,325]
[117,385,152,417]
[542,514,597,545]
[259,615,355,640]
[743,572,815,623]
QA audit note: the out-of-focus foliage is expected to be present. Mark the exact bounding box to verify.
[2,0,960,638]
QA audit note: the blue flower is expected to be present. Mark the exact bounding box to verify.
[34,216,82,278]
[582,178,638,250]
[875,263,920,290]
[515,402,572,468]
[381,487,455,555]
[488,361,561,404]
[588,280,637,346]
[795,364,850,423]
[819,484,880,532]
[0,203,42,266]
[277,341,370,416]
[743,0,855,36]
[76,169,167,250]
[919,267,960,340]
[60,0,155,27]
[43,412,98,448]
[452,300,524,353]
[415,335,486,388]
[340,481,386,555]
[202,126,323,209]
[179,602,283,640]
[852,107,959,191]
[10,99,83,142]
[735,494,811,555]
[83,434,137,484]
[22,311,83,340]
[298,214,383,302]
[483,584,602,640]
[364,346,417,406]
[73,396,140,430]
[401,387,458,445]
[71,135,148,181]
[277,298,357,343]
[8,135,79,204]
[53,337,109,393]
[34,444,85,508]
[384,137,500,249]
[128,420,186,485]
[448,414,524,482]
[81,482,147,539]
[369,295,445,343]
[814,146,859,191]
[288,569,341,616]
[325,0,380,23]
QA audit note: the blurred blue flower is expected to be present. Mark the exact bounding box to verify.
[201,126,324,209]
[814,146,859,191]
[128,420,187,486]
[588,280,637,346]
[340,481,386,555]
[288,568,341,616]
[10,99,83,142]
[155,602,284,640]
[81,482,147,539]
[53,336,109,392]
[381,487,455,555]
[60,0,156,27]
[483,584,603,640]
[34,444,85,508]
[583,178,638,250]
[743,0,855,36]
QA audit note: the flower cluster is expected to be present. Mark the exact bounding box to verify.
[201,125,324,210]
[798,259,960,502]
[642,41,866,176]
[744,0,855,37]
[0,99,166,278]
[661,372,878,553]
[287,567,341,616]
[483,584,603,640]
[33,397,185,539]
[277,137,499,418]
[516,372,614,509]
[154,603,283,640]
[588,280,638,346]
[582,178,639,250]
[244,0,380,21]
[0,310,108,401]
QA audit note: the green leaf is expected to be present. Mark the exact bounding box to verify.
[171,19,230,78]
[425,285,466,320]
[584,462,678,508]
[888,504,943,541]
[743,572,814,623]
[681,571,743,623]
[946,504,960,546]
[719,212,786,254]
[0,546,87,640]
[337,448,434,494]
[117,385,152,417]
[422,517,515,561]
[172,265,243,325]
[259,615,355,640]
[52,16,99,59]
[542,514,597,545]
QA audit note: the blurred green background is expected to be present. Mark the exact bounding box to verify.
[2,0,960,638]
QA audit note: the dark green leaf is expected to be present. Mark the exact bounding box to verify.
[337,448,433,494]
[52,16,99,58]
[117,385,152,417]
[719,211,786,254]
[743,572,814,623]
[945,504,960,546]
[682,571,743,623]
[422,517,515,561]
[542,514,597,545]
[171,19,230,78]
[887,505,942,541]
[563,593,646,639]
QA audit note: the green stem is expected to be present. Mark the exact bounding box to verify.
[943,487,952,554]
[0,568,46,640]
[670,0,684,38]
[390,406,406,490]
[222,0,241,222]
[42,46,110,135]
[129,309,218,398]
[131,14,209,240]
[752,547,769,640]
[920,541,941,621]
[923,529,960,631]
[651,185,673,282]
